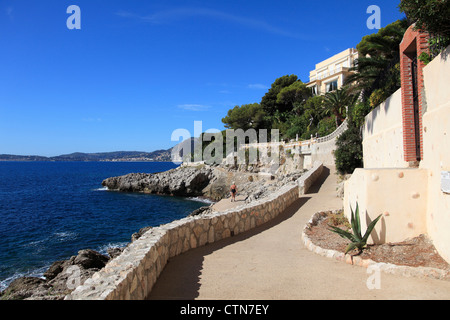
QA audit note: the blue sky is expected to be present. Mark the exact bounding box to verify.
[0,0,405,156]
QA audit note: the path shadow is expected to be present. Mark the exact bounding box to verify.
[147,196,311,300]
[305,166,330,194]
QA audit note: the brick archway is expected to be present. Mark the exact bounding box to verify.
[399,25,429,164]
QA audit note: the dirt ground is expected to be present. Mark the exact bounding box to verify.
[304,211,450,271]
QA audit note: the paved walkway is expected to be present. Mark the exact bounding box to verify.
[210,195,247,212]
[148,166,450,300]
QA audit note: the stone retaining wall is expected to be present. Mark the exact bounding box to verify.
[298,161,323,195]
[65,180,301,300]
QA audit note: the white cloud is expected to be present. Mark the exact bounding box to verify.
[177,104,211,111]
[248,84,269,90]
[6,6,13,20]
[117,7,304,39]
[82,118,103,122]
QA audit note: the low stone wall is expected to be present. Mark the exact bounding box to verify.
[298,161,323,195]
[65,180,300,300]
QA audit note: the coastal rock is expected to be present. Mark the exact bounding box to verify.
[73,249,109,270]
[0,249,110,300]
[131,226,153,242]
[0,277,47,300]
[44,260,68,280]
[100,160,304,203]
[44,265,99,300]
[102,166,215,196]
[107,247,125,259]
[202,175,230,201]
[188,206,213,217]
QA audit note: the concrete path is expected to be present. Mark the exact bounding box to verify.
[211,195,247,212]
[148,166,450,300]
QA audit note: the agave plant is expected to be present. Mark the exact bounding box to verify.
[328,203,382,254]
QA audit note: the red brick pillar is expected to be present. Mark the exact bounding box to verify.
[399,25,429,164]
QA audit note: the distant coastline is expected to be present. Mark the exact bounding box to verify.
[0,150,173,162]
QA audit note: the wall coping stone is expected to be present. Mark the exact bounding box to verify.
[298,161,324,195]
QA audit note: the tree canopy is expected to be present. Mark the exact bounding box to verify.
[399,0,450,38]
[221,74,340,141]
[260,74,299,117]
[221,103,267,131]
[346,19,409,106]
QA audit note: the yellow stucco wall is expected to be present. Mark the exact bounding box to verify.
[344,168,428,244]
[420,45,450,263]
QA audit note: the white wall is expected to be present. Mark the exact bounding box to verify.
[420,46,450,263]
[362,89,409,169]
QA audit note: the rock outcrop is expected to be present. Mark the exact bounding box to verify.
[0,249,110,300]
[102,166,214,197]
[102,153,306,202]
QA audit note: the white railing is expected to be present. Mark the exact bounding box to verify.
[310,66,350,82]
[316,119,348,143]
[238,119,348,155]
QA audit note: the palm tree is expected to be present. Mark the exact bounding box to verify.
[323,87,355,127]
[345,19,409,103]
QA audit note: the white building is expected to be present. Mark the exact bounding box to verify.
[306,48,358,95]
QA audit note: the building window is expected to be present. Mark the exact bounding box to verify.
[326,80,338,92]
[311,85,318,96]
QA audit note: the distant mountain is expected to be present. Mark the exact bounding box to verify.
[0,154,50,162]
[169,137,200,163]
[51,150,172,162]
[0,138,199,162]
[0,150,172,162]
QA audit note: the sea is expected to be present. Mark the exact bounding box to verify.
[0,161,210,291]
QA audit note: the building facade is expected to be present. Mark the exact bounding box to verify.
[306,48,359,95]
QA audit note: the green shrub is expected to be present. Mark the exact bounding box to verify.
[317,116,337,137]
[369,89,386,108]
[352,102,372,128]
[334,121,363,175]
[418,52,432,65]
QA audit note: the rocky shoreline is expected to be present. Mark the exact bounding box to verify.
[101,166,215,197]
[0,158,305,300]
[101,162,305,202]
[1,224,187,300]
[0,249,112,300]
